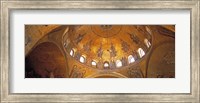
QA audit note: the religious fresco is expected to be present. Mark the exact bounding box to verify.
[25,25,175,78]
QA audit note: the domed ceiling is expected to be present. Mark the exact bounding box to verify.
[63,25,152,69]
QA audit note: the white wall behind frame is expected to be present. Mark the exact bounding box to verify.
[10,10,190,93]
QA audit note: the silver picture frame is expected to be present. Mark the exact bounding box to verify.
[1,0,199,102]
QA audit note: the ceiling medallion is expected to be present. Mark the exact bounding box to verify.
[91,25,122,38]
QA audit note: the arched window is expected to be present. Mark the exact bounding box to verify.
[128,55,135,64]
[104,62,109,68]
[80,55,86,63]
[144,39,151,48]
[138,48,145,58]
[91,60,97,66]
[70,49,74,56]
[115,60,122,68]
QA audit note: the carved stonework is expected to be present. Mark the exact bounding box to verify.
[121,40,130,52]
[70,65,86,78]
[162,51,175,64]
[127,66,143,78]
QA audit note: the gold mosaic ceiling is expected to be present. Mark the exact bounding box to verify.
[63,25,152,69]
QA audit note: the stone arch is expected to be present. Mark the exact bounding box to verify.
[25,42,68,78]
[146,41,175,78]
[86,72,127,78]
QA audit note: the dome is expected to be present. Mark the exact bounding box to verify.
[63,25,152,69]
[25,25,175,78]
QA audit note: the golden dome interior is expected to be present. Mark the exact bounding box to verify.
[64,25,152,69]
[25,25,175,78]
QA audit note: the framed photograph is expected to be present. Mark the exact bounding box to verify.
[1,0,199,102]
